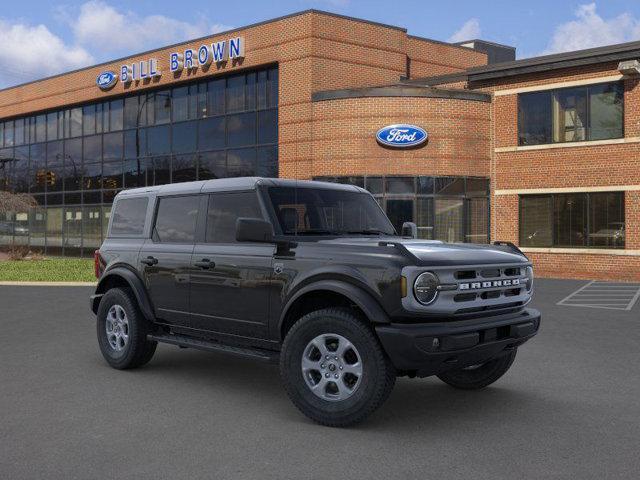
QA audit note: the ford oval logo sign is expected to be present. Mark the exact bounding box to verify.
[376,124,428,148]
[96,71,118,90]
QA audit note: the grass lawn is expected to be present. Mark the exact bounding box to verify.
[0,258,95,282]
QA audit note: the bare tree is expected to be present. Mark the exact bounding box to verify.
[0,191,37,215]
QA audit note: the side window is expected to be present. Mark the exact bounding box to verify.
[206,192,262,243]
[109,197,148,236]
[154,195,200,243]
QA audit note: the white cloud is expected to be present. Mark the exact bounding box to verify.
[0,20,93,88]
[71,1,232,55]
[542,3,640,54]
[448,18,481,43]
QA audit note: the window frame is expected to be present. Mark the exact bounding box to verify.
[518,192,625,249]
[517,81,625,146]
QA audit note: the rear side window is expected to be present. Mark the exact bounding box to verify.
[110,197,148,236]
[154,195,200,243]
[206,192,262,243]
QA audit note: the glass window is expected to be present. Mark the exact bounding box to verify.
[35,115,47,143]
[83,105,96,136]
[554,193,587,247]
[14,118,25,145]
[13,146,29,193]
[226,112,256,148]
[553,87,588,143]
[205,192,262,243]
[257,146,278,178]
[588,192,625,248]
[29,143,46,193]
[69,108,83,138]
[257,109,277,144]
[46,141,64,193]
[124,158,151,188]
[63,206,83,254]
[435,177,465,195]
[466,197,488,243]
[83,161,102,191]
[257,70,268,110]
[590,83,623,141]
[46,206,63,252]
[0,122,4,147]
[198,151,226,180]
[416,197,434,239]
[124,128,146,158]
[386,177,414,194]
[466,178,490,197]
[154,91,171,124]
[199,116,225,150]
[96,103,105,133]
[226,75,245,113]
[83,135,102,163]
[207,79,225,115]
[268,68,279,108]
[64,138,82,192]
[152,156,171,185]
[386,199,413,234]
[102,160,123,190]
[172,87,189,122]
[103,132,123,160]
[110,197,148,236]
[227,148,256,177]
[109,100,124,131]
[417,176,434,195]
[172,120,197,153]
[246,72,256,110]
[124,96,139,129]
[365,177,384,195]
[519,82,623,145]
[197,83,207,118]
[435,198,464,243]
[520,196,553,247]
[4,121,14,147]
[172,154,197,183]
[83,205,103,248]
[147,125,171,155]
[154,195,199,243]
[268,186,395,236]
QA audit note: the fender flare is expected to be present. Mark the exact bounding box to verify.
[278,279,390,333]
[92,267,155,321]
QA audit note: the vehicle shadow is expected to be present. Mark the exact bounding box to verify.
[110,345,548,432]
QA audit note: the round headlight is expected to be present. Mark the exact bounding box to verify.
[414,272,439,305]
[525,266,534,292]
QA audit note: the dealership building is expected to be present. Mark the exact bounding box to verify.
[0,9,638,280]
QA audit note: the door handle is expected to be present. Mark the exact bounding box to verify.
[141,256,158,266]
[194,259,214,269]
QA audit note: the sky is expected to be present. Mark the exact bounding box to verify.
[2,0,640,88]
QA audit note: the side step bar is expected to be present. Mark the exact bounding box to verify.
[148,333,279,363]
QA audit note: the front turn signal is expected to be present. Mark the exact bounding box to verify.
[401,276,407,298]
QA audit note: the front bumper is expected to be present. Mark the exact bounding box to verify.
[376,308,541,377]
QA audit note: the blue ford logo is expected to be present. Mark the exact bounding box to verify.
[376,124,428,148]
[96,71,118,90]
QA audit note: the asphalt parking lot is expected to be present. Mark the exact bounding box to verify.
[1,279,639,480]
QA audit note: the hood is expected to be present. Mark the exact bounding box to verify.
[317,237,528,266]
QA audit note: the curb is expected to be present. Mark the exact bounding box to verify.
[0,281,97,286]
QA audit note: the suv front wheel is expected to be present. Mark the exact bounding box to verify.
[97,287,157,370]
[280,308,396,427]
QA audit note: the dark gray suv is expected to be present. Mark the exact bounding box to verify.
[91,177,540,426]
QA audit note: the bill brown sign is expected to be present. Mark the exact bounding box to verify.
[97,37,245,89]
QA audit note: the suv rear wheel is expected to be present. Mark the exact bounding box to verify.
[280,308,395,427]
[436,349,517,390]
[97,287,157,370]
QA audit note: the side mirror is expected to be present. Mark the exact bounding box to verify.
[236,218,274,243]
[401,222,418,239]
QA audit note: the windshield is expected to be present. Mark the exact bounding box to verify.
[267,186,396,236]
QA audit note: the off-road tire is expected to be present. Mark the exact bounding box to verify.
[437,349,517,390]
[280,308,396,427]
[97,287,157,370]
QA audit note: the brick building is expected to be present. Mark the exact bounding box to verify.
[0,10,637,280]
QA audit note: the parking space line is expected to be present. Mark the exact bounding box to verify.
[557,280,640,311]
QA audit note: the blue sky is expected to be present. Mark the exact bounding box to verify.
[2,1,640,88]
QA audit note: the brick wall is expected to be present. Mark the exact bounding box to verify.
[406,37,487,79]
[482,63,640,281]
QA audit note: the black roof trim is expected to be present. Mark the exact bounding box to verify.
[401,71,469,86]
[312,85,490,103]
[467,40,640,81]
[406,34,477,53]
[0,9,406,94]
[453,39,516,51]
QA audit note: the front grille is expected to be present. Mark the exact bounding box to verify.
[402,262,532,318]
